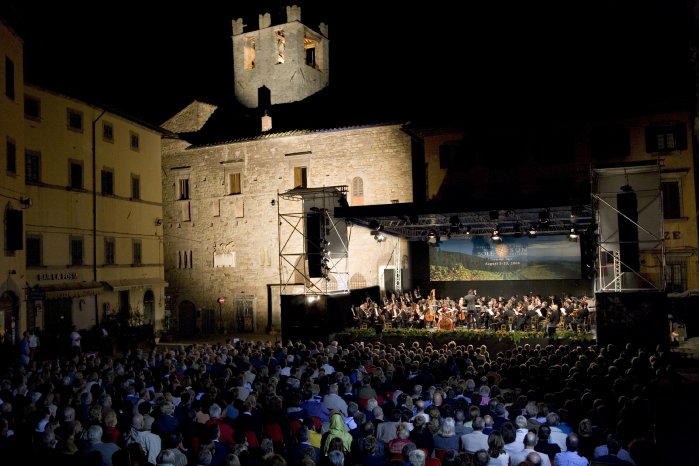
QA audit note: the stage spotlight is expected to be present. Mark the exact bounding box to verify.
[464,226,471,235]
[374,233,386,242]
[528,225,537,238]
[427,229,437,244]
[568,227,579,241]
[539,210,550,224]
[491,228,501,242]
[337,194,349,208]
[368,219,380,230]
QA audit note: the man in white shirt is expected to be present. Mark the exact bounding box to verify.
[510,432,551,466]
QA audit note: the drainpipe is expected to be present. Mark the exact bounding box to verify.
[92,110,106,326]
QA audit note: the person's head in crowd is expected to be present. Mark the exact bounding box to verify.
[439,417,457,437]
[472,417,485,432]
[515,415,528,430]
[473,449,490,466]
[538,425,551,441]
[362,435,379,456]
[546,412,560,427]
[501,422,516,445]
[565,432,581,452]
[487,430,505,458]
[223,453,241,466]
[523,431,537,449]
[526,451,543,466]
[577,419,593,438]
[407,447,426,466]
[262,453,287,466]
[328,450,344,466]
[628,437,658,466]
[402,443,417,460]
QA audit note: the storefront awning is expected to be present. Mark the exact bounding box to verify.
[41,281,105,299]
[102,278,169,291]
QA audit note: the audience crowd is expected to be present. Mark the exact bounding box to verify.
[0,331,682,466]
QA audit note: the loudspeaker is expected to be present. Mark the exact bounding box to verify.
[617,189,640,272]
[306,213,323,277]
[6,209,23,250]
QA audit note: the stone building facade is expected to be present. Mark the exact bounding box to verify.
[161,118,413,335]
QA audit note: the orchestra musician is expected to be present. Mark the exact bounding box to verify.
[464,289,479,329]
[457,296,467,327]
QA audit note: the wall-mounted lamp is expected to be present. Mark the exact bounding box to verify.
[155,218,163,226]
[20,197,32,208]
[8,270,17,275]
[271,199,276,206]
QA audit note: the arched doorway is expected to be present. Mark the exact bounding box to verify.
[0,291,18,345]
[177,300,197,337]
[143,290,155,326]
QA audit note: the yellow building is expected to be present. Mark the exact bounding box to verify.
[0,18,27,344]
[22,84,168,341]
[590,111,698,291]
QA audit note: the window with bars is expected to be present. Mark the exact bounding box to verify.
[105,237,115,265]
[349,273,367,289]
[25,151,40,183]
[665,257,687,292]
[70,236,83,266]
[177,177,190,200]
[103,121,114,142]
[130,131,140,151]
[131,175,140,200]
[132,239,142,266]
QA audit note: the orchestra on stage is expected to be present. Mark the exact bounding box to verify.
[350,287,593,333]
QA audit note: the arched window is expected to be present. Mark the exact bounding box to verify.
[349,273,367,290]
[351,177,364,206]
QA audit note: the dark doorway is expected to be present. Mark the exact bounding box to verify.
[178,300,197,337]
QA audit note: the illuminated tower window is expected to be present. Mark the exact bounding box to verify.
[244,37,256,69]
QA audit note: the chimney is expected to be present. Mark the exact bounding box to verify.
[261,111,272,132]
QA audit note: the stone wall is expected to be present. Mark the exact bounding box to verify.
[162,124,413,335]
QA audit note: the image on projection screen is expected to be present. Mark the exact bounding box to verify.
[429,236,581,281]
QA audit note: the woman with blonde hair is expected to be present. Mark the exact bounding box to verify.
[433,417,460,452]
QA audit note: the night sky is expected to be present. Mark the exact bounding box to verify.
[3,1,695,126]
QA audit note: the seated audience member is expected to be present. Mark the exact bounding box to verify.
[554,433,589,466]
[461,417,489,453]
[593,433,633,465]
[510,432,552,466]
[534,425,561,460]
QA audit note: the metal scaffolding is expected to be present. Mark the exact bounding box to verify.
[277,186,350,295]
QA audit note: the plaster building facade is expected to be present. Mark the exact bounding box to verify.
[0,18,27,344]
[22,84,167,341]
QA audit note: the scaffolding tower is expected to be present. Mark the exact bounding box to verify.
[277,186,350,295]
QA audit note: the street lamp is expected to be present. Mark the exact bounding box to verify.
[217,296,225,334]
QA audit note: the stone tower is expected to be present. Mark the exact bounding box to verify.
[232,5,329,109]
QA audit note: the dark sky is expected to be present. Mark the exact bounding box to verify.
[4,1,695,126]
